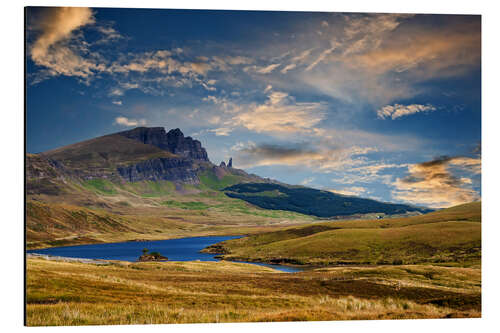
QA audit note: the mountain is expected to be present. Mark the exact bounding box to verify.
[26,126,432,248]
[29,127,258,187]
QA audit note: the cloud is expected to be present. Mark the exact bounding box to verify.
[103,50,218,96]
[232,91,326,135]
[95,25,124,44]
[391,156,481,208]
[300,177,315,186]
[256,63,281,74]
[208,127,233,136]
[280,63,297,74]
[109,88,124,96]
[305,45,337,71]
[332,162,408,185]
[231,141,375,171]
[330,186,368,196]
[202,95,242,114]
[112,100,122,106]
[225,56,254,65]
[114,116,146,127]
[377,104,436,119]
[107,50,214,79]
[276,14,479,105]
[189,62,212,75]
[290,48,315,64]
[343,14,413,45]
[29,7,101,79]
[316,15,480,90]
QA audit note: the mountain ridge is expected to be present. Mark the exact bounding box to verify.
[116,127,209,161]
[27,126,431,218]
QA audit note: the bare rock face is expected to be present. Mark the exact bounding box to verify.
[117,127,209,161]
[117,157,201,184]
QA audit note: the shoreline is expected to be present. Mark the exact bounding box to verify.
[26,253,112,265]
[26,252,303,273]
[26,233,248,251]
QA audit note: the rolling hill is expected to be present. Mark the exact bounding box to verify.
[203,202,481,267]
[224,183,431,217]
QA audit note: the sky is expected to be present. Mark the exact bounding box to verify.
[25,7,481,208]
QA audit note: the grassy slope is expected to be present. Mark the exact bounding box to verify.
[205,202,481,267]
[26,172,316,249]
[224,182,431,217]
[26,198,316,249]
[41,134,178,171]
[26,257,480,326]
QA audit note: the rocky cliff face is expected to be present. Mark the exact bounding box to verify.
[117,127,209,161]
[117,157,202,184]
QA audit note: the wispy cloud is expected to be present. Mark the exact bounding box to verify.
[377,104,436,119]
[330,186,368,197]
[95,25,124,44]
[305,45,337,71]
[280,63,297,74]
[256,63,281,74]
[332,162,408,185]
[300,177,315,186]
[208,127,233,136]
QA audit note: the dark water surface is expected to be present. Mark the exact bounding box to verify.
[27,236,303,273]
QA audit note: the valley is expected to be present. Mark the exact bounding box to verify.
[25,126,481,325]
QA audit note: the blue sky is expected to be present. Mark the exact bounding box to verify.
[26,7,481,208]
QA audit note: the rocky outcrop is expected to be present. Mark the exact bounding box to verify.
[219,158,233,168]
[26,154,66,179]
[117,127,209,161]
[26,154,69,195]
[117,157,202,184]
[138,253,168,262]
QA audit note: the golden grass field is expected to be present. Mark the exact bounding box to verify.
[25,199,481,326]
[26,257,480,326]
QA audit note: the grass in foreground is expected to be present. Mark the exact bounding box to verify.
[26,257,480,326]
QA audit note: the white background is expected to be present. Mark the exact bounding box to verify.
[1,0,498,332]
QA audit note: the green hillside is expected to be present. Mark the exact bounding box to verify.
[224,182,431,218]
[204,202,481,267]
